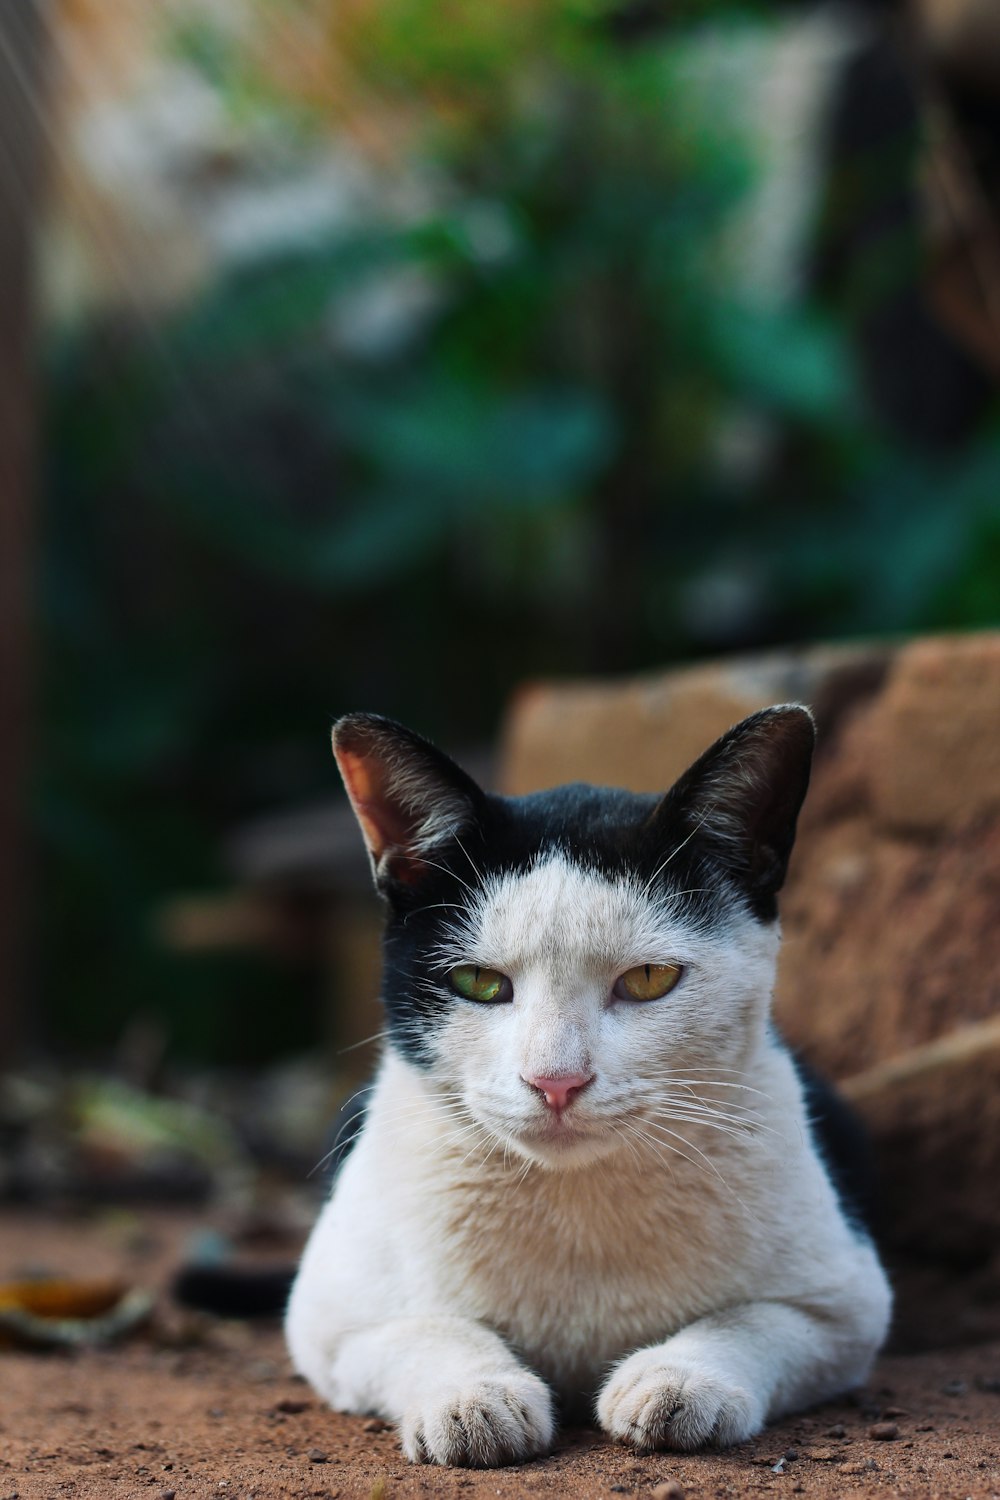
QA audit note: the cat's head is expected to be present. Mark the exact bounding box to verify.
[334,706,814,1169]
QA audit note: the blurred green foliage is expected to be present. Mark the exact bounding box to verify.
[37,0,999,1059]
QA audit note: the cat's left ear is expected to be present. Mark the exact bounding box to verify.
[332,713,485,890]
[652,704,815,919]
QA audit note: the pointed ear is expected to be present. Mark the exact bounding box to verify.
[332,713,485,889]
[654,705,815,919]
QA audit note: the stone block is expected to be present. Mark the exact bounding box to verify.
[870,633,1000,837]
[500,642,889,795]
[774,780,1000,1078]
[842,1016,1000,1262]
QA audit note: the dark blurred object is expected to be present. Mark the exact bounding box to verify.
[920,0,1000,377]
[172,1262,293,1319]
[0,2,46,1067]
[815,0,1000,448]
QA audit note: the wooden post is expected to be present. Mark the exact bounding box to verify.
[0,2,45,1066]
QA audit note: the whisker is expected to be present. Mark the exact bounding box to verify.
[336,1028,389,1055]
[417,855,477,897]
[639,1119,760,1222]
[647,1109,756,1144]
[640,804,720,897]
[452,833,484,884]
[651,1089,773,1128]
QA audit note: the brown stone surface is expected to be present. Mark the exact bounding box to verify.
[842,1017,1000,1263]
[774,714,1000,1079]
[847,1017,1000,1352]
[870,635,1000,837]
[2,1210,1000,1500]
[500,643,889,795]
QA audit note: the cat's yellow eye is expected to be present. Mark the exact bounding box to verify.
[447,965,512,1004]
[613,962,683,1002]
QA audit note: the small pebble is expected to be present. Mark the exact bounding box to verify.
[651,1484,684,1500]
[868,1422,898,1441]
[881,1405,908,1419]
[362,1417,390,1433]
[159,1492,175,1500]
[824,1424,846,1438]
[307,1449,328,1464]
[275,1398,311,1415]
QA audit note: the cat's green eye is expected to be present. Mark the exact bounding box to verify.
[613,962,683,1002]
[448,965,512,1004]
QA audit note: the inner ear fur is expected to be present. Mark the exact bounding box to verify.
[653,704,815,916]
[332,713,485,889]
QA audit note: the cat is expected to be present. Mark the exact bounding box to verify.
[284,705,891,1467]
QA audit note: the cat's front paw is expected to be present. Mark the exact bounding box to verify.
[597,1349,762,1452]
[400,1372,554,1467]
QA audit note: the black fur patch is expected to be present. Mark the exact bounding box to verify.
[793,1053,877,1234]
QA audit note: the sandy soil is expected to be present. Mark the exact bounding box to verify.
[2,1211,998,1500]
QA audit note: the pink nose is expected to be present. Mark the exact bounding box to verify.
[523,1073,594,1111]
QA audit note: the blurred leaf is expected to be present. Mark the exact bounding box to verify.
[705,303,856,423]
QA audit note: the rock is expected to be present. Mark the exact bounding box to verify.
[500,643,888,796]
[870,635,1000,837]
[651,1483,684,1500]
[841,1018,1000,1261]
[868,1422,899,1440]
[307,1449,328,1463]
[774,707,1000,1079]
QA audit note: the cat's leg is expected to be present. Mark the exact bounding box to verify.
[325,1315,555,1467]
[597,1275,891,1452]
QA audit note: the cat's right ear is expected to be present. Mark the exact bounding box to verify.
[332,713,485,890]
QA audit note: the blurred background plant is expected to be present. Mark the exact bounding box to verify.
[18,0,1000,1063]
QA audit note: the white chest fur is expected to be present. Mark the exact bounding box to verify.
[286,1045,875,1415]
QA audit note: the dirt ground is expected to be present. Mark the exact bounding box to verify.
[2,1210,998,1500]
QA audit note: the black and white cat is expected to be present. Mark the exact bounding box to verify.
[285,707,891,1467]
